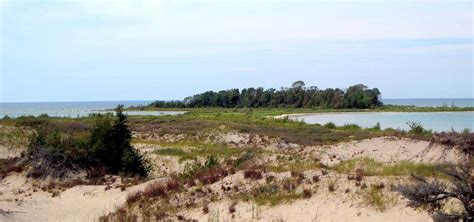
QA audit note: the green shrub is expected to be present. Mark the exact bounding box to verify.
[323,122,336,129]
[26,105,151,179]
[338,124,361,131]
[407,121,424,135]
[371,122,381,131]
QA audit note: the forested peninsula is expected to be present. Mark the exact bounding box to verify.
[150,81,382,109]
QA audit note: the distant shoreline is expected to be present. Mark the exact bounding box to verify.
[274,110,474,119]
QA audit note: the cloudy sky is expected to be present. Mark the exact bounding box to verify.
[1,0,472,102]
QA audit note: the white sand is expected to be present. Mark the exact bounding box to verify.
[183,175,432,222]
[0,145,22,159]
[316,137,468,166]
[0,136,466,221]
[0,175,163,222]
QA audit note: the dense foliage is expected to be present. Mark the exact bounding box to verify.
[150,81,382,109]
[26,105,150,178]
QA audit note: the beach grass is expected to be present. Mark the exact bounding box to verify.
[332,157,447,178]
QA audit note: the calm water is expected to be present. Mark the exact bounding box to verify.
[1,100,473,131]
[382,98,473,107]
[0,101,185,118]
[291,112,474,132]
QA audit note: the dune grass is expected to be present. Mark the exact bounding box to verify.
[332,157,446,178]
[237,183,304,206]
[153,147,187,156]
[141,139,257,162]
[267,161,321,173]
[362,186,397,211]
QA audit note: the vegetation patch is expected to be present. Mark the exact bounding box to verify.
[238,183,303,206]
[362,185,397,211]
[24,105,151,179]
[397,162,473,221]
[267,161,320,173]
[431,131,473,156]
[0,157,27,180]
[153,147,187,157]
[332,158,445,178]
[0,125,33,149]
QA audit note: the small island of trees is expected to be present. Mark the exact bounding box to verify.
[150,81,382,109]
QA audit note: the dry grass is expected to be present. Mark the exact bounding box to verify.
[126,191,143,205]
[303,188,312,198]
[244,169,263,180]
[202,203,209,214]
[143,182,167,199]
[312,175,320,183]
[328,179,337,192]
[229,201,237,214]
[362,185,397,211]
[431,131,473,155]
[197,167,228,185]
[0,157,25,180]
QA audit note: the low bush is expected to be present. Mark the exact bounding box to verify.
[0,157,26,180]
[143,182,167,199]
[431,131,473,155]
[323,122,336,129]
[126,191,143,205]
[244,169,263,180]
[303,188,312,198]
[181,155,228,185]
[234,150,258,169]
[397,163,473,221]
[25,105,151,179]
[196,167,228,185]
[337,124,362,131]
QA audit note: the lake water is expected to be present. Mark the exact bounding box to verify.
[1,100,473,132]
[0,101,185,118]
[382,98,473,107]
[290,112,474,132]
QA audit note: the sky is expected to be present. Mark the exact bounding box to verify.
[0,0,472,102]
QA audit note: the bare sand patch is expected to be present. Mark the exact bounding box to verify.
[0,145,22,159]
[317,137,468,166]
[0,174,163,222]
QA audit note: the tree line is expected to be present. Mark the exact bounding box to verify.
[150,81,383,109]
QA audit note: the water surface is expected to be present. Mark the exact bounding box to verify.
[382,98,473,107]
[291,112,474,132]
[0,101,184,118]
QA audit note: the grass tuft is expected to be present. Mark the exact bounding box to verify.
[332,158,446,178]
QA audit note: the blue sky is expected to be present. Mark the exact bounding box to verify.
[1,0,472,102]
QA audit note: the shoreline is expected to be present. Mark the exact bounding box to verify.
[273,110,474,119]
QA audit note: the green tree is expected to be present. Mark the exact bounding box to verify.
[90,105,150,177]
